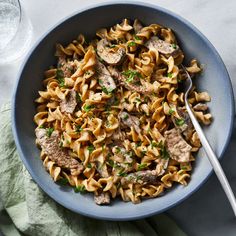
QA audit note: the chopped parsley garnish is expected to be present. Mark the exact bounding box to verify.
[76,93,82,103]
[74,185,86,193]
[122,70,142,83]
[172,43,177,49]
[134,35,141,40]
[112,97,120,106]
[135,98,141,103]
[39,125,44,129]
[75,125,83,132]
[169,108,175,115]
[175,118,185,126]
[181,166,188,170]
[135,141,142,147]
[107,159,115,168]
[137,163,147,171]
[115,147,121,153]
[167,73,173,78]
[128,41,136,47]
[56,69,64,79]
[158,142,169,159]
[109,44,116,48]
[141,150,147,157]
[87,163,92,168]
[87,145,95,154]
[84,104,95,112]
[57,178,68,185]
[46,127,54,137]
[123,113,129,120]
[151,141,158,149]
[102,86,114,95]
[117,170,127,177]
[56,69,65,87]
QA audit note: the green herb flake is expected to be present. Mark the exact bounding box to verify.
[115,147,121,154]
[135,141,142,147]
[87,163,92,168]
[151,141,158,149]
[107,159,115,168]
[134,35,141,40]
[168,108,175,115]
[87,145,95,154]
[123,114,129,120]
[181,166,188,170]
[160,146,169,160]
[75,125,83,132]
[137,163,147,171]
[57,178,68,185]
[39,125,45,129]
[109,44,116,48]
[128,41,136,47]
[135,98,141,103]
[175,118,185,126]
[56,69,64,79]
[76,93,82,103]
[46,127,54,137]
[102,86,114,95]
[84,104,95,112]
[74,185,86,193]
[172,43,177,49]
[117,170,127,177]
[122,70,142,83]
[167,73,173,78]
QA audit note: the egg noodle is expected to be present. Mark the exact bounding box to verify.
[34,19,212,205]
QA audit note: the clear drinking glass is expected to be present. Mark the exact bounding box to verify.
[0,0,32,64]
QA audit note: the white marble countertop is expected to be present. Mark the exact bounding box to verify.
[1,0,236,235]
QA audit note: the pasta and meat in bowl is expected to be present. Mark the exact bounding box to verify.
[34,19,212,205]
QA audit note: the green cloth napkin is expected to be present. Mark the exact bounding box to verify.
[0,103,186,236]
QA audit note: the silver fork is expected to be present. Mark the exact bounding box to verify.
[181,64,236,217]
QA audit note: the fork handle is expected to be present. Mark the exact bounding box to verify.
[186,103,236,217]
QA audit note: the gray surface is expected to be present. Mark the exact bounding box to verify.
[1,0,236,234]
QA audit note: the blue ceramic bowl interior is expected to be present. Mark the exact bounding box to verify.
[12,2,234,220]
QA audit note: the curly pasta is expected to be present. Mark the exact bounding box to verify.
[34,19,212,205]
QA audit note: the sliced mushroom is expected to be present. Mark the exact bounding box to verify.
[145,36,179,55]
[118,111,141,133]
[96,60,116,92]
[97,39,126,65]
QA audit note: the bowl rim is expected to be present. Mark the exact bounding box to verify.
[12,0,235,221]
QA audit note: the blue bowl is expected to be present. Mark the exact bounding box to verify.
[12,1,234,220]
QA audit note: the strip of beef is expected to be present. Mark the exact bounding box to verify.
[121,170,158,186]
[60,90,77,114]
[119,111,141,133]
[164,128,192,162]
[35,128,84,176]
[94,192,110,205]
[96,60,116,92]
[97,39,126,65]
[193,103,208,111]
[145,36,179,55]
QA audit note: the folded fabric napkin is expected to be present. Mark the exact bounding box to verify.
[0,103,186,236]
